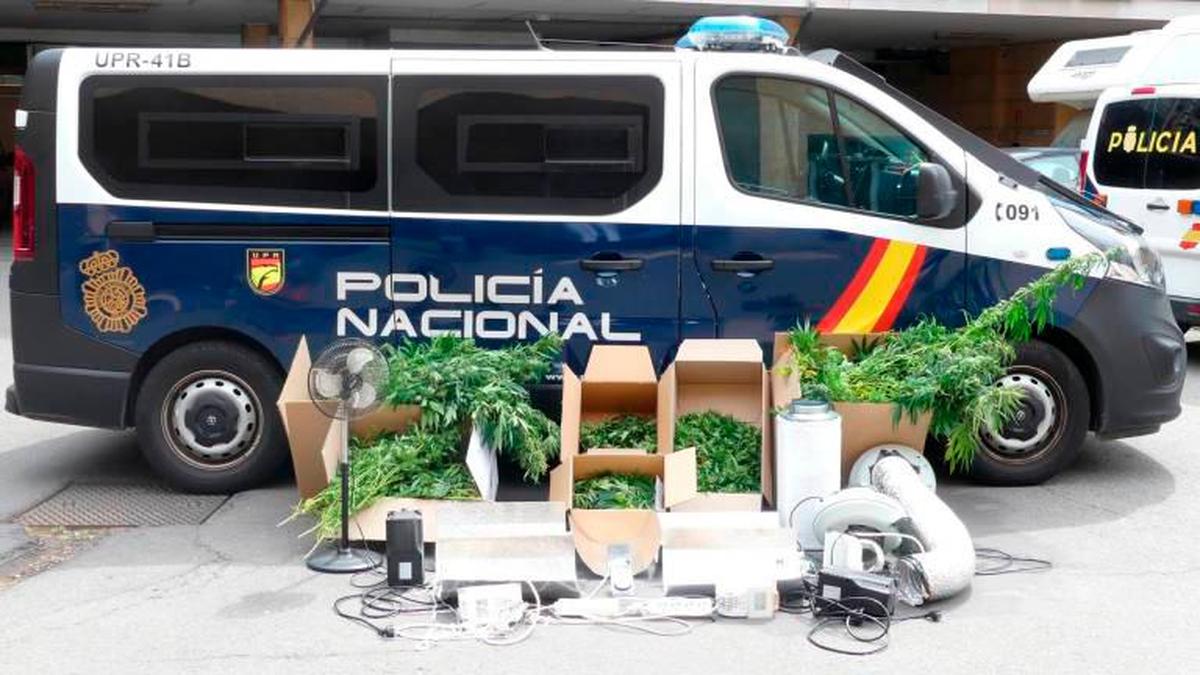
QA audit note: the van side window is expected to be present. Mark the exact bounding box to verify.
[832,94,929,218]
[714,76,934,220]
[392,75,664,215]
[79,75,386,210]
[714,77,846,205]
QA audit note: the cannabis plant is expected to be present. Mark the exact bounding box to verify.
[297,430,478,541]
[580,415,657,452]
[574,473,657,509]
[382,333,562,480]
[675,411,761,493]
[787,253,1103,473]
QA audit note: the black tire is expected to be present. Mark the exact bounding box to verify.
[969,340,1090,485]
[135,341,287,494]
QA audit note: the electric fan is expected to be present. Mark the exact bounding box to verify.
[305,338,388,574]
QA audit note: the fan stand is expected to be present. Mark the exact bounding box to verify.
[305,406,382,574]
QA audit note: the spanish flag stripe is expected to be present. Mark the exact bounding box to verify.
[817,238,890,333]
[834,241,922,333]
[872,244,927,332]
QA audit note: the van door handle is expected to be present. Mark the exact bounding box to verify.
[580,255,644,272]
[1146,199,1171,212]
[711,257,775,274]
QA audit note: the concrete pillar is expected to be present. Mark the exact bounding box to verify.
[241,23,271,48]
[279,0,314,48]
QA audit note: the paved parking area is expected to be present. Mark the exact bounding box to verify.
[3,248,1200,673]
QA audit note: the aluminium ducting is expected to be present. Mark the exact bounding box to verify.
[870,454,974,605]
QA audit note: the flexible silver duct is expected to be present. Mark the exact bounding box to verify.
[870,455,974,605]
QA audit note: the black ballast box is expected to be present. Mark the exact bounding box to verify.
[386,510,425,587]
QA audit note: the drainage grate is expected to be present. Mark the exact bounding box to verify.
[16,482,229,528]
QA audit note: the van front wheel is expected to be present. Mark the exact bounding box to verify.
[970,341,1090,485]
[135,341,288,494]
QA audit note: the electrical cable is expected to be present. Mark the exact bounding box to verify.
[974,547,1052,576]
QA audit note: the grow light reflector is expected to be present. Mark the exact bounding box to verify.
[676,16,790,52]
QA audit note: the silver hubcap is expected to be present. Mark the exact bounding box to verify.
[983,370,1059,460]
[163,371,261,470]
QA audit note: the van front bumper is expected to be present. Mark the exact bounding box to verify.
[1069,280,1186,438]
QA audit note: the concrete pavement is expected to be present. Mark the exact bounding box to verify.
[3,246,1200,673]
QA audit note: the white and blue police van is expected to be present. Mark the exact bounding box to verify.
[6,18,1185,492]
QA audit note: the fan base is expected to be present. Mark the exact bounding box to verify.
[305,545,382,574]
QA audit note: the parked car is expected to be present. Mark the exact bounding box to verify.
[1005,146,1082,188]
[7,18,1184,491]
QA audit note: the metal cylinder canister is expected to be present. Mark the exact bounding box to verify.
[774,399,842,528]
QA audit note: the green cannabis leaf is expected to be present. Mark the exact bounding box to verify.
[786,252,1103,473]
[675,411,761,494]
[580,415,657,452]
[574,473,657,509]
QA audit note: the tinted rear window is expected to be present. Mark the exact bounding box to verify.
[1094,99,1153,188]
[1094,97,1200,190]
[1145,98,1200,190]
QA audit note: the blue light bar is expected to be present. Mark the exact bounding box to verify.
[676,16,791,52]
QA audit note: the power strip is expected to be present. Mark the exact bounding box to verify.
[553,596,714,619]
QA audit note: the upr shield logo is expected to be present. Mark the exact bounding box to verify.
[247,249,285,296]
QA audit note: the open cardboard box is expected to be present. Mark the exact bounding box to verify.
[548,448,698,575]
[560,344,669,455]
[277,337,497,543]
[659,339,772,511]
[771,332,932,481]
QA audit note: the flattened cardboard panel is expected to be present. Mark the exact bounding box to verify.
[283,401,336,500]
[560,366,583,459]
[583,345,657,384]
[569,510,661,575]
[675,339,762,365]
[661,447,698,508]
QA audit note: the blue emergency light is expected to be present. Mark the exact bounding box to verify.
[675,16,791,52]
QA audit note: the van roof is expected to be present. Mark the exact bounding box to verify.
[1028,16,1200,109]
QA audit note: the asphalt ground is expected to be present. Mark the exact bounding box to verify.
[3,247,1200,673]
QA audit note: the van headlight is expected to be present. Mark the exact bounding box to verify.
[1106,237,1165,290]
[1055,205,1165,291]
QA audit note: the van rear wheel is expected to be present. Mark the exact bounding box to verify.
[970,340,1089,485]
[135,341,287,494]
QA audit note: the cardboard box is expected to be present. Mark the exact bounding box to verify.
[659,339,771,510]
[548,448,697,575]
[560,344,668,456]
[277,337,497,542]
[771,332,931,482]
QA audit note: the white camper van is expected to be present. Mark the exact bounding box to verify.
[1028,16,1200,149]
[1031,17,1200,327]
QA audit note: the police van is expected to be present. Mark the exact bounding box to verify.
[6,18,1185,493]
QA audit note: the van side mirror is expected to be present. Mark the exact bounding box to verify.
[915,162,957,220]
